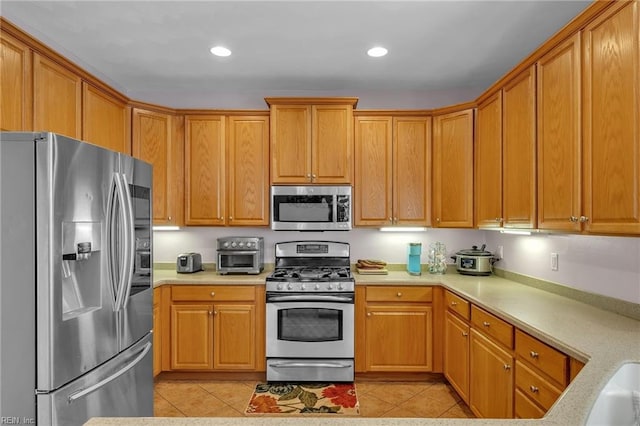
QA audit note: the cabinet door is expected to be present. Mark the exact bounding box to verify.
[432,110,473,228]
[213,304,256,370]
[33,53,81,138]
[394,116,432,226]
[270,105,311,183]
[132,108,180,225]
[82,83,130,154]
[444,311,470,404]
[312,104,353,183]
[470,328,514,418]
[184,115,225,225]
[365,304,433,372]
[0,31,32,131]
[170,304,213,370]
[583,1,640,234]
[354,116,393,226]
[503,65,537,229]
[537,33,582,231]
[475,92,503,228]
[227,115,269,226]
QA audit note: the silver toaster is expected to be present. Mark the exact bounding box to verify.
[176,253,202,273]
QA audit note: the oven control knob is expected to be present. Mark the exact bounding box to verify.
[277,284,283,290]
[287,283,294,290]
[338,283,344,290]
[247,242,254,248]
[223,241,230,248]
[231,242,237,248]
[315,284,321,290]
[327,283,334,290]
[301,284,306,290]
[238,242,244,247]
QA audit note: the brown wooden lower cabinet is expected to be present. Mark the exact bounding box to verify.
[469,328,514,418]
[166,285,263,372]
[444,310,470,403]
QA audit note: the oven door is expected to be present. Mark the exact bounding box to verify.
[266,293,354,359]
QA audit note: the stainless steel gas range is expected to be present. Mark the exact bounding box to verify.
[265,241,355,382]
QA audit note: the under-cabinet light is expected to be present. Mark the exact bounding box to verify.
[500,230,532,235]
[153,226,180,231]
[379,227,427,232]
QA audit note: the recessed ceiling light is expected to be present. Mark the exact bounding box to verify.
[210,46,232,57]
[367,46,388,57]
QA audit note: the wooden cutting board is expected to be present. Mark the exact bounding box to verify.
[357,268,388,275]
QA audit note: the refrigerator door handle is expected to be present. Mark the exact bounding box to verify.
[118,173,135,310]
[106,172,120,310]
[67,341,151,403]
[113,173,134,312]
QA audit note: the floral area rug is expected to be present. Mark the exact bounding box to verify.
[245,382,360,415]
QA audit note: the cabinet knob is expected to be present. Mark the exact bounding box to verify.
[436,217,440,222]
[579,216,589,223]
[451,301,458,306]
[503,364,511,371]
[529,351,539,359]
[569,216,579,223]
[530,385,539,393]
[396,292,402,297]
[213,310,218,315]
[495,217,503,222]
[168,216,172,221]
[208,311,213,316]
[210,292,215,297]
[483,321,491,327]
[367,312,372,317]
[462,332,469,337]
[229,216,233,220]
[219,216,224,221]
[312,174,317,179]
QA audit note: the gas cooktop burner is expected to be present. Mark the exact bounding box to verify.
[268,267,352,281]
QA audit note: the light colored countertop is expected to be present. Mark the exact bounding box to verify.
[88,269,640,426]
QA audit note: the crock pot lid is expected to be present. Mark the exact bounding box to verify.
[456,245,493,256]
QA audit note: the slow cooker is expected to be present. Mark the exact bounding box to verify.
[452,244,499,276]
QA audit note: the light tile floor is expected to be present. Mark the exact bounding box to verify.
[154,378,475,419]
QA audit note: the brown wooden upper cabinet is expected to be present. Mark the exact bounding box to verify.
[432,108,474,228]
[582,0,640,235]
[503,65,537,229]
[267,97,357,184]
[33,53,82,139]
[0,31,32,131]
[537,33,581,232]
[132,107,183,226]
[354,115,431,227]
[82,83,131,154]
[475,91,503,228]
[184,114,269,226]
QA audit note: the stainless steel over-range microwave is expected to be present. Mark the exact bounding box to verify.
[270,185,352,231]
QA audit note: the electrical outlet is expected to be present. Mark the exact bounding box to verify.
[497,245,504,259]
[550,253,559,271]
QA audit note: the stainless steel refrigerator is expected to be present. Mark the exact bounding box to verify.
[0,132,154,424]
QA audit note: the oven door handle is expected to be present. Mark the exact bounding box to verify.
[269,361,352,369]
[267,294,354,303]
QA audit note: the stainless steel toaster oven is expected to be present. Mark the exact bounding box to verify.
[216,237,264,275]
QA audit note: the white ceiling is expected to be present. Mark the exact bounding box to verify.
[1,0,591,109]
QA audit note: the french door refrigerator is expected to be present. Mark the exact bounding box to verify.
[0,132,153,425]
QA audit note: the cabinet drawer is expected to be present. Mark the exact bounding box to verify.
[515,388,546,419]
[471,305,514,349]
[515,329,568,387]
[445,290,470,320]
[515,360,563,411]
[366,286,432,302]
[172,285,255,302]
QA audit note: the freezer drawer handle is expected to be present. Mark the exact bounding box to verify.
[67,342,151,403]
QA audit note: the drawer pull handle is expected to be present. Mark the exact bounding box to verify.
[397,292,402,297]
[210,292,215,297]
[503,364,511,371]
[483,321,491,327]
[462,332,468,337]
[530,351,539,359]
[451,301,458,306]
[530,385,539,393]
